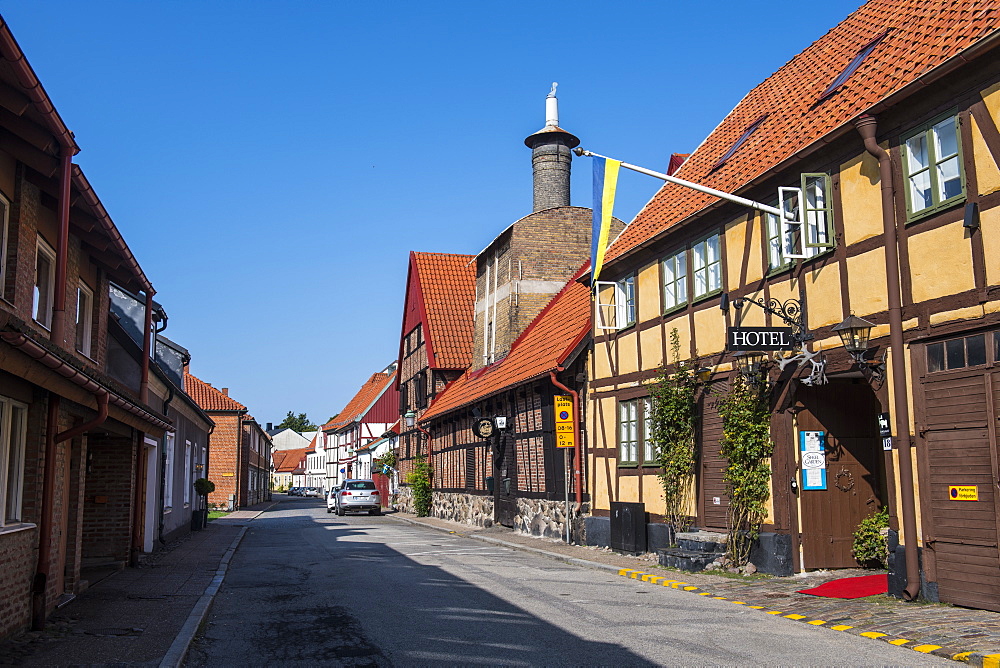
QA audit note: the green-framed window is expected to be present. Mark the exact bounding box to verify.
[661,249,687,312]
[902,113,964,220]
[619,399,639,465]
[692,233,721,299]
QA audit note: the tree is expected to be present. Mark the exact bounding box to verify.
[275,411,317,432]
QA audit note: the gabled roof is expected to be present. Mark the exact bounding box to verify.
[274,447,310,473]
[419,263,590,422]
[184,372,248,412]
[605,0,1000,266]
[397,252,477,373]
[324,372,395,431]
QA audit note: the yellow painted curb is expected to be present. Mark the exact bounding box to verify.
[952,651,974,662]
[783,614,806,620]
[983,654,1000,668]
[766,611,784,615]
[830,625,853,631]
[806,620,826,625]
[887,639,910,646]
[860,632,887,639]
[912,645,941,653]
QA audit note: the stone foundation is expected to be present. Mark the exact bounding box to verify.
[514,499,590,541]
[431,492,494,528]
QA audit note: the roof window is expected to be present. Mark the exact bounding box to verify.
[712,115,768,170]
[818,30,889,102]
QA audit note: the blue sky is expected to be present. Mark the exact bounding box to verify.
[2,1,863,426]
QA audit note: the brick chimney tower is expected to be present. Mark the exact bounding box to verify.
[524,83,579,212]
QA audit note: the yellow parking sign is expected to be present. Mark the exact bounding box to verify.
[554,395,575,448]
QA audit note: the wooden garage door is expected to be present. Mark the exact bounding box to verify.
[919,332,1000,612]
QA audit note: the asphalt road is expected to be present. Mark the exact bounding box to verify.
[186,497,950,667]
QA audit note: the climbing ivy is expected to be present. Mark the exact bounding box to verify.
[649,330,699,539]
[717,375,774,566]
[407,456,433,517]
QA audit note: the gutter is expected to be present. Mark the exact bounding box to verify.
[856,115,920,602]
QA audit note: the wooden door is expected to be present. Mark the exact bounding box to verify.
[919,364,1000,611]
[796,380,884,569]
[493,431,517,527]
[698,388,728,530]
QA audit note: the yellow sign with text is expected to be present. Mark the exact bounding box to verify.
[948,485,978,501]
[554,395,575,448]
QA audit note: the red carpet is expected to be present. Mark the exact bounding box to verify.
[796,573,888,599]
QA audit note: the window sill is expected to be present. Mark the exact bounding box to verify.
[692,288,723,305]
[618,462,639,469]
[906,196,965,224]
[662,303,687,318]
[0,522,37,537]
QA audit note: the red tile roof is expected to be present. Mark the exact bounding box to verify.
[419,264,590,421]
[605,0,1000,265]
[274,447,309,473]
[413,252,477,369]
[324,372,395,430]
[184,372,247,412]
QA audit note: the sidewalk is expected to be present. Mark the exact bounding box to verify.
[391,512,1000,667]
[0,502,271,667]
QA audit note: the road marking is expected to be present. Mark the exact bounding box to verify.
[783,614,806,620]
[830,625,853,631]
[860,632,887,639]
[806,620,826,625]
[887,639,910,646]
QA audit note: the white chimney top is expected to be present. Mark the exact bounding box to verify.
[545,82,559,127]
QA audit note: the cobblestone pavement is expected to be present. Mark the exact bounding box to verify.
[0,503,270,667]
[393,512,1000,666]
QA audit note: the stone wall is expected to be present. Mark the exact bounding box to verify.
[431,492,494,528]
[514,499,590,540]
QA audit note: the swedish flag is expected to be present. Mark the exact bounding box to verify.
[591,157,620,282]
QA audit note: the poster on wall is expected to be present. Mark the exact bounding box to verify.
[800,430,827,491]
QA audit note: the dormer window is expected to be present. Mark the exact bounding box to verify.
[712,115,767,170]
[818,31,889,102]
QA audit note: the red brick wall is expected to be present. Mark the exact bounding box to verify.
[0,526,37,638]
[81,433,135,565]
[207,413,242,509]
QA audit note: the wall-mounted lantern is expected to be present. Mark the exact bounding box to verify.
[733,350,769,386]
[832,314,885,386]
[404,410,417,428]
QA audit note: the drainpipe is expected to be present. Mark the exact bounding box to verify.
[32,389,108,630]
[49,151,73,347]
[139,290,155,404]
[549,370,582,505]
[856,115,920,601]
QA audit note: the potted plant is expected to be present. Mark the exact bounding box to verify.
[192,478,215,530]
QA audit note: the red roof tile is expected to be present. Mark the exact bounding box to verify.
[324,372,395,430]
[413,252,477,370]
[184,372,247,412]
[274,447,310,473]
[605,0,1000,265]
[419,264,590,421]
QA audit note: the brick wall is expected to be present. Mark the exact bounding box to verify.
[207,413,241,509]
[81,433,135,565]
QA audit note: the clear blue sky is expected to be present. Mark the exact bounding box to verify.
[3,1,863,426]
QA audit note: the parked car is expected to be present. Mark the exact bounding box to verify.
[287,487,300,496]
[330,479,381,516]
[302,487,321,497]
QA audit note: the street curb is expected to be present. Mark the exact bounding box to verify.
[157,521,253,668]
[390,516,999,665]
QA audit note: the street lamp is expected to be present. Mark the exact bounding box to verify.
[832,314,876,363]
[733,350,769,386]
[404,410,416,429]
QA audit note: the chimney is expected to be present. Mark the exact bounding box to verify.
[524,83,579,212]
[266,422,273,431]
[221,388,229,396]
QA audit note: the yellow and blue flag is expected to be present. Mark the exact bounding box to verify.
[591,157,620,282]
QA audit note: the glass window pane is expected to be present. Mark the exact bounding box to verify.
[966,334,986,366]
[707,235,720,264]
[906,133,928,173]
[805,176,825,209]
[663,257,676,284]
[692,241,706,270]
[909,169,932,212]
[707,262,721,292]
[945,338,965,369]
[937,156,961,201]
[694,269,707,296]
[927,342,944,372]
[933,118,958,158]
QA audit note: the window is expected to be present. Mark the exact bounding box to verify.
[902,114,964,219]
[415,372,427,409]
[0,396,28,527]
[33,237,56,329]
[661,249,687,312]
[76,282,94,358]
[164,433,175,509]
[692,234,721,299]
[619,397,656,467]
[927,333,988,372]
[595,275,636,331]
[0,194,9,296]
[801,174,834,250]
[818,31,888,101]
[767,174,833,269]
[712,115,768,170]
[184,441,192,506]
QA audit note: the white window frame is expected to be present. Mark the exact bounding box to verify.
[691,234,722,299]
[164,433,175,510]
[595,275,636,332]
[76,281,94,358]
[0,396,29,527]
[0,193,9,296]
[184,440,192,506]
[33,236,57,330]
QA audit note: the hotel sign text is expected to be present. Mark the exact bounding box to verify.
[727,327,794,351]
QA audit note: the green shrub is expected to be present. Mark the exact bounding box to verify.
[407,457,433,517]
[852,507,889,568]
[194,478,215,496]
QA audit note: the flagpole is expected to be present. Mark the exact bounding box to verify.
[574,148,790,220]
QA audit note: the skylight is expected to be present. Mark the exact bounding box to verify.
[818,30,889,101]
[712,115,768,170]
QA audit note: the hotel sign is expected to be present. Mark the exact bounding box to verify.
[727,327,794,351]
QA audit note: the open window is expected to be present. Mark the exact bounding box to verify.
[773,174,834,264]
[595,275,636,331]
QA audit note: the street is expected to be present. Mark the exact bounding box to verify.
[186,498,950,667]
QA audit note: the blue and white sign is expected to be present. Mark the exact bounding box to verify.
[800,430,827,491]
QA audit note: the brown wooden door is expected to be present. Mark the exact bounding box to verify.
[698,390,728,530]
[796,380,884,569]
[919,365,1000,611]
[493,432,517,527]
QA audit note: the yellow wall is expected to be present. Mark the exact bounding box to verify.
[640,326,664,370]
[725,214,760,288]
[616,330,639,376]
[846,249,889,316]
[983,204,1000,287]
[840,150,884,246]
[636,261,660,323]
[805,264,843,328]
[908,223,976,303]
[692,306,725,356]
[663,313,691,362]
